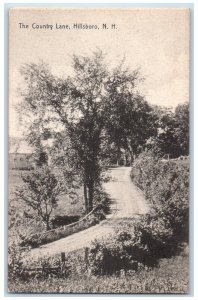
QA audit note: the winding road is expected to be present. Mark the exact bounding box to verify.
[28,167,149,259]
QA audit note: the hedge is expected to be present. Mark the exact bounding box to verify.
[131,151,189,242]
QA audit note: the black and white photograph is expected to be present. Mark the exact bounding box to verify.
[8,7,190,294]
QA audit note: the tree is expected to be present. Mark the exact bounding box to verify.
[15,167,63,230]
[154,107,180,158]
[148,103,189,158]
[174,102,189,156]
[19,52,108,213]
[62,51,108,212]
[104,64,157,165]
[18,51,156,212]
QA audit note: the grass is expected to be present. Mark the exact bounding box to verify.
[8,250,189,294]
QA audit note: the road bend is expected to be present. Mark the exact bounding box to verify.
[28,167,149,259]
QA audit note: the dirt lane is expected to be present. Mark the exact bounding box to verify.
[28,167,149,259]
[105,167,149,218]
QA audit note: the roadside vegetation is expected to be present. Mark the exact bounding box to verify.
[8,50,189,294]
[131,151,189,243]
[79,152,189,287]
[8,241,189,294]
[9,254,188,294]
[8,151,189,293]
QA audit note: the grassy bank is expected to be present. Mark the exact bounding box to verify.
[8,247,189,294]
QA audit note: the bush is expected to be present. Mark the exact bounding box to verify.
[15,167,64,231]
[88,227,158,275]
[8,243,26,281]
[88,210,185,276]
[8,244,71,282]
[132,214,179,258]
[131,151,189,242]
[88,151,189,276]
[93,188,111,215]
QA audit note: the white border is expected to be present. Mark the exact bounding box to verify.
[1,1,196,300]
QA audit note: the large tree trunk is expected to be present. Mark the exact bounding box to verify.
[116,146,121,166]
[129,149,133,166]
[124,150,128,166]
[87,180,94,212]
[84,183,89,214]
[45,215,51,231]
[129,145,137,166]
[44,203,51,231]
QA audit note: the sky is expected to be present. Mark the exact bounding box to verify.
[9,8,189,138]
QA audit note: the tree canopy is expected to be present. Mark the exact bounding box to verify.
[147,103,189,158]
[18,50,188,213]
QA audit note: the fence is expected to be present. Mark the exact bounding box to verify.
[20,204,104,248]
[22,248,89,278]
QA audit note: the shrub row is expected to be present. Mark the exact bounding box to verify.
[8,246,189,294]
[131,151,189,242]
[8,243,71,281]
[87,151,189,275]
[87,213,180,275]
[10,153,189,279]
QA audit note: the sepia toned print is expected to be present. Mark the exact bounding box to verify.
[8,8,189,294]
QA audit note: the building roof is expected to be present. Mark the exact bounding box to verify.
[9,138,33,154]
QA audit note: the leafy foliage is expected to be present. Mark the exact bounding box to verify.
[88,152,189,276]
[174,102,189,156]
[88,226,156,275]
[8,244,189,294]
[8,243,26,281]
[8,244,70,282]
[18,51,158,212]
[8,254,189,294]
[15,167,64,230]
[131,151,189,241]
[104,66,157,164]
[148,103,189,158]
[88,211,187,276]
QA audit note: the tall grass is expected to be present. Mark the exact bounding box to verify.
[8,249,188,294]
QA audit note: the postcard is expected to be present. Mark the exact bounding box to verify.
[8,8,190,294]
